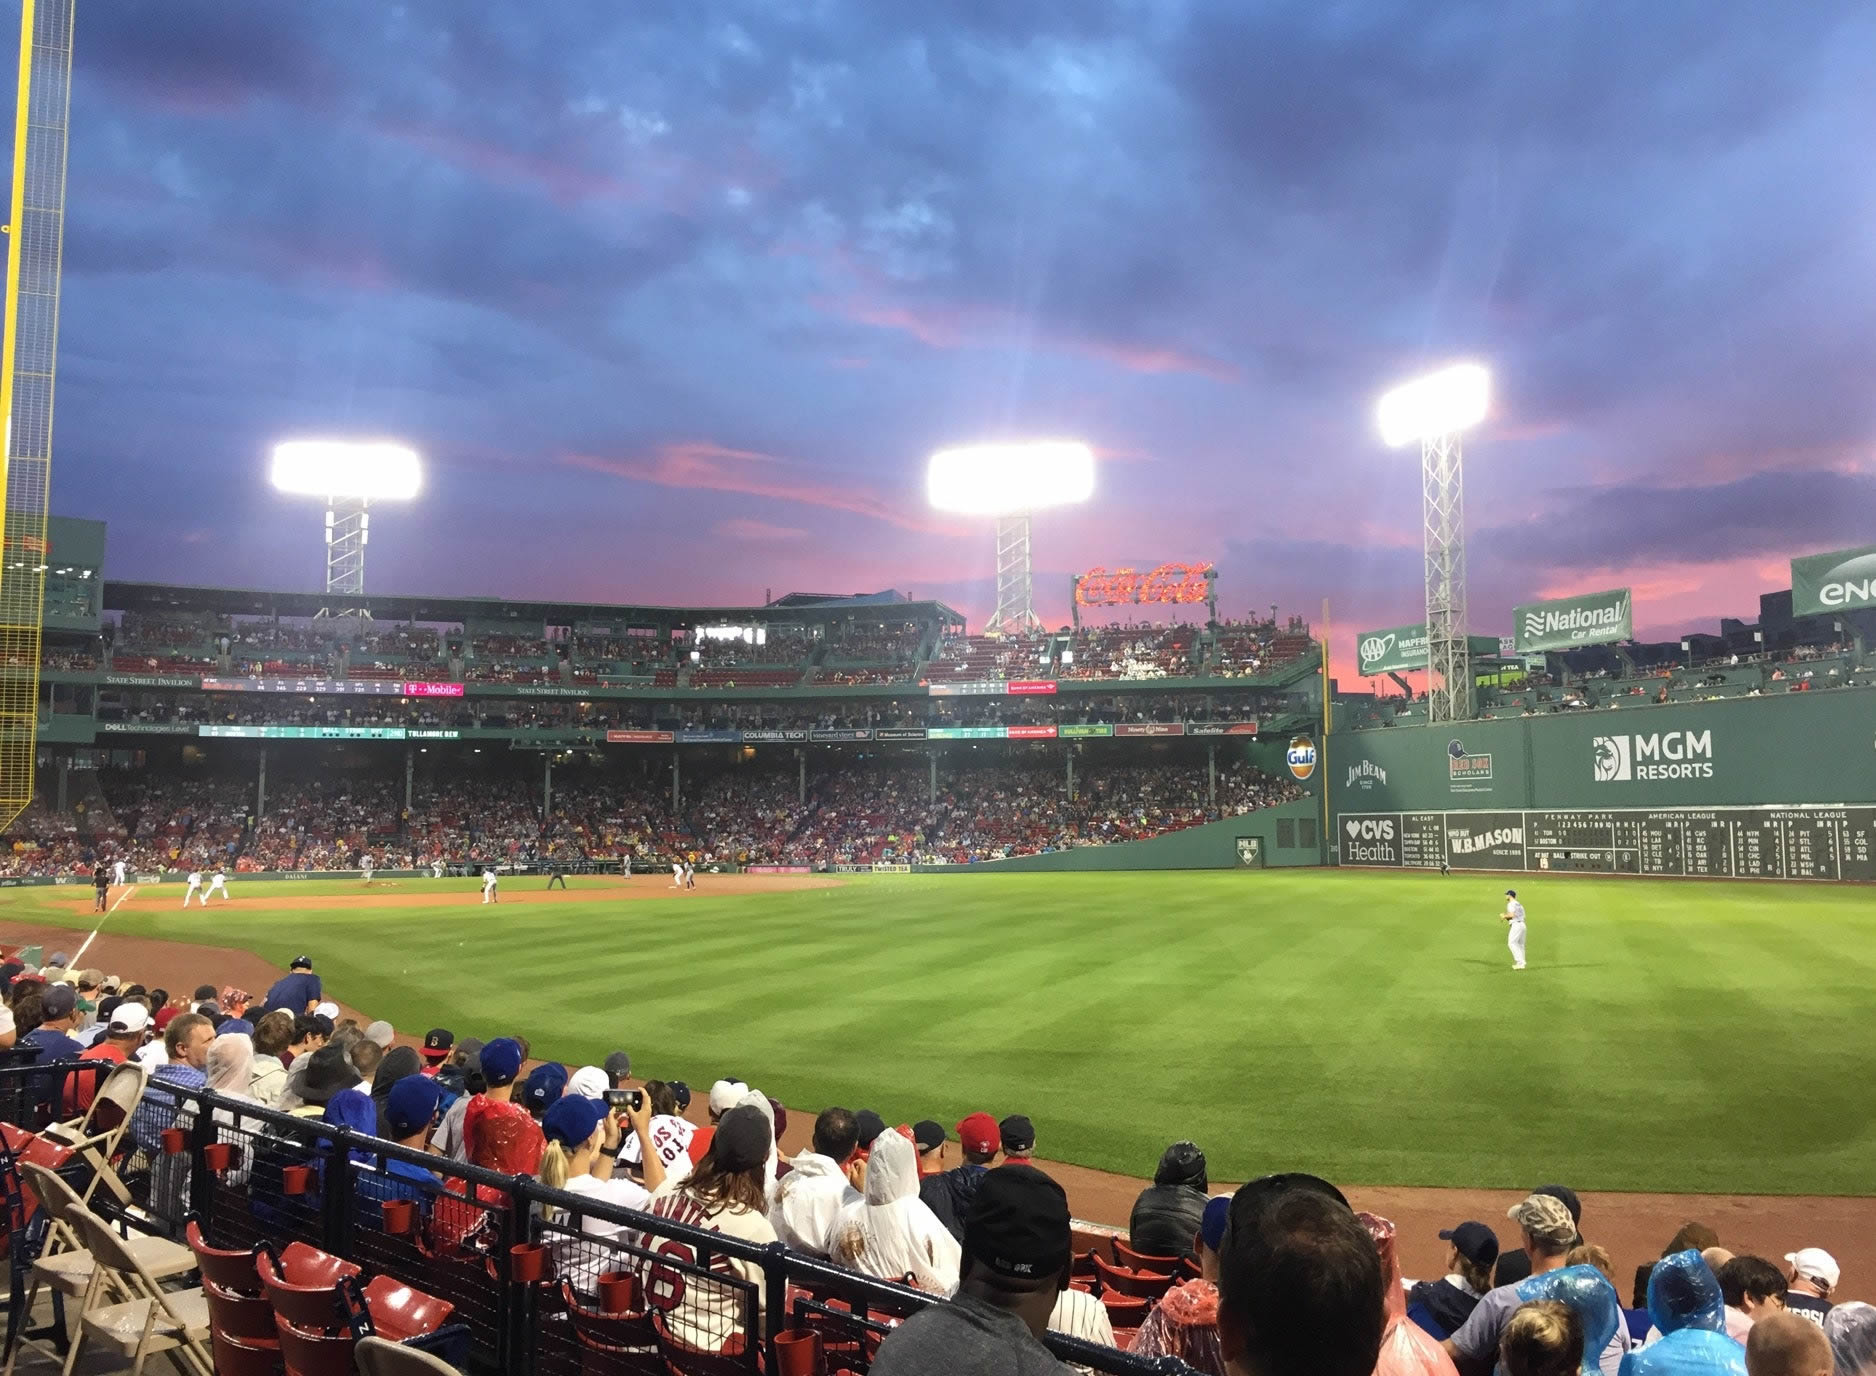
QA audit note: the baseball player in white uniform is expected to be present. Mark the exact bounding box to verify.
[182,870,204,907]
[670,861,683,889]
[1503,888,1527,970]
[431,858,445,880]
[481,866,499,904]
[111,858,128,887]
[204,867,230,902]
[361,854,375,884]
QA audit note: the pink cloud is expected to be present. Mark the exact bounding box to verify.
[563,443,959,535]
[713,518,808,542]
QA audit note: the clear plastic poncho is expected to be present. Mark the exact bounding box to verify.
[1358,1213,1459,1376]
[1827,1302,1876,1376]
[1617,1328,1745,1376]
[1647,1250,1724,1336]
[1517,1263,1622,1376]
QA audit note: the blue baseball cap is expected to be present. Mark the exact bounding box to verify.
[1201,1195,1231,1253]
[384,1076,444,1137]
[542,1094,606,1150]
[479,1038,524,1086]
[520,1062,567,1114]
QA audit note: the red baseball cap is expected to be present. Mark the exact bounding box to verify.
[957,1112,999,1155]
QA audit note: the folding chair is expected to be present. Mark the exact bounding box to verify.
[4,1161,193,1376]
[1110,1237,1179,1275]
[43,1060,147,1187]
[66,1203,212,1376]
[354,1334,464,1376]
[1092,1252,1175,1302]
[558,1279,661,1376]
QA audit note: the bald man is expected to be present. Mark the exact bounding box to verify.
[1747,1313,1832,1376]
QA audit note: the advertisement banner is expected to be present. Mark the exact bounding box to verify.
[199,725,408,740]
[675,730,740,744]
[102,673,198,689]
[1512,588,1632,652]
[1006,724,1059,739]
[200,676,427,697]
[1115,722,1185,737]
[607,729,674,744]
[744,864,813,875]
[98,721,197,735]
[1188,721,1259,737]
[1440,810,1527,868]
[1006,681,1058,696]
[1059,723,1114,738]
[809,728,873,742]
[404,681,465,698]
[406,729,461,740]
[1355,624,1428,676]
[1791,542,1876,616]
[927,726,1006,740]
[872,727,929,741]
[740,729,809,743]
[1074,563,1214,607]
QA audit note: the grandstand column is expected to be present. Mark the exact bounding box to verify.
[671,748,680,811]
[54,753,67,812]
[928,750,937,804]
[796,748,805,806]
[403,746,412,815]
[1065,749,1074,801]
[257,748,267,820]
[1207,742,1217,813]
[542,753,552,824]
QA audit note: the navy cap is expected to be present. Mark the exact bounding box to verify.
[520,1061,567,1114]
[1439,1220,1500,1268]
[964,1164,1071,1280]
[542,1094,606,1150]
[1201,1195,1231,1252]
[479,1037,524,1086]
[913,1120,946,1153]
[385,1076,444,1137]
[854,1110,887,1148]
[290,956,314,969]
[603,1050,632,1082]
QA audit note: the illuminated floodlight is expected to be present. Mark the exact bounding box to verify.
[1376,363,1490,448]
[927,439,1095,634]
[270,440,422,500]
[926,440,1094,517]
[269,439,422,612]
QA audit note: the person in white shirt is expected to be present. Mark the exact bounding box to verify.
[204,867,230,902]
[111,858,128,887]
[614,1080,695,1185]
[481,866,498,904]
[770,1107,862,1257]
[829,1128,961,1295]
[1503,889,1527,970]
[539,1091,665,1294]
[182,870,204,908]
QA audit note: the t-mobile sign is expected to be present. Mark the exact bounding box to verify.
[403,681,465,697]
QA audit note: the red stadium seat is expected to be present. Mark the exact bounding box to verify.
[1111,1238,1179,1275]
[1093,1252,1175,1301]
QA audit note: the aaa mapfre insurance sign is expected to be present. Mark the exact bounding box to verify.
[1074,563,1213,607]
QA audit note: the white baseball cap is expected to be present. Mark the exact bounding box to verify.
[314,1002,340,1020]
[567,1066,608,1101]
[363,1020,395,1049]
[108,1003,152,1035]
[708,1079,749,1116]
[1786,1248,1840,1289]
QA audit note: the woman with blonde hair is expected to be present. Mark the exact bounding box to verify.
[1501,1301,1585,1376]
[830,1129,960,1295]
[536,1094,663,1292]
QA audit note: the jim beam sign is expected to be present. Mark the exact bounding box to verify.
[1791,543,1876,616]
[1512,588,1632,653]
[1355,623,1429,676]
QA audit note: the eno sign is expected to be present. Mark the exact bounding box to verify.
[1074,562,1214,607]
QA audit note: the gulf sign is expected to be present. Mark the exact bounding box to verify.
[1074,562,1213,607]
[1286,735,1318,781]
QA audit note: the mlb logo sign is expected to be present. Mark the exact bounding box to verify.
[1592,735,1631,782]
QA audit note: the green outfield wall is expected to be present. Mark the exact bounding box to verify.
[928,798,1323,872]
[1330,689,1875,816]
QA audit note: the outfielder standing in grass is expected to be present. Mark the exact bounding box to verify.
[1504,889,1527,970]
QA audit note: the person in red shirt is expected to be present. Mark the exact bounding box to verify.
[65,1002,151,1116]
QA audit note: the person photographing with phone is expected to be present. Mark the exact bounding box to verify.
[539,1087,667,1289]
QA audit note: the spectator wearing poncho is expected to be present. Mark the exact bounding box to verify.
[830,1129,960,1295]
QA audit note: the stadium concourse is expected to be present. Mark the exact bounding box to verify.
[0,924,1871,1376]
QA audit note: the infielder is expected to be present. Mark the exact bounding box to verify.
[1503,888,1527,970]
[204,866,230,903]
[482,865,499,904]
[683,861,696,890]
[361,855,375,884]
[670,861,683,889]
[431,858,445,880]
[182,869,204,908]
[111,857,128,887]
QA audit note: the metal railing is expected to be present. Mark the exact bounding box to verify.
[2,1063,1197,1374]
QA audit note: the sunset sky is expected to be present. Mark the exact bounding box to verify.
[29,1,1876,664]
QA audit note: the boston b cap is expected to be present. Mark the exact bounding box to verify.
[421,1028,454,1061]
[964,1163,1071,1280]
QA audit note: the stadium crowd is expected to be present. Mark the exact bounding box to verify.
[0,756,1303,877]
[0,951,1864,1376]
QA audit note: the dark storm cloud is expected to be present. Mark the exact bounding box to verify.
[29,0,1876,622]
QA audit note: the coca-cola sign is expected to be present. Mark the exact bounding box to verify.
[1074,562,1213,607]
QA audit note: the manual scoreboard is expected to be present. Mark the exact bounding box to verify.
[1338,805,1876,881]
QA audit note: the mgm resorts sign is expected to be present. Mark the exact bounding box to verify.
[1592,729,1714,783]
[1791,543,1876,616]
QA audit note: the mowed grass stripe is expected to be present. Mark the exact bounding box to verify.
[5,871,1874,1194]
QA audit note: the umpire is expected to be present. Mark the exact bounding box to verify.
[545,861,568,890]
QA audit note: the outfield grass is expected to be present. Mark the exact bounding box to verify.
[5,870,1872,1195]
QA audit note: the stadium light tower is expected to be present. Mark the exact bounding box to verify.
[1377,362,1489,724]
[927,440,1094,635]
[269,440,421,616]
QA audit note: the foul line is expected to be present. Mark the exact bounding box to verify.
[69,884,137,968]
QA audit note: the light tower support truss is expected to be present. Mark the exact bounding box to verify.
[0,0,76,830]
[324,496,371,613]
[992,514,1039,636]
[1420,431,1471,723]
